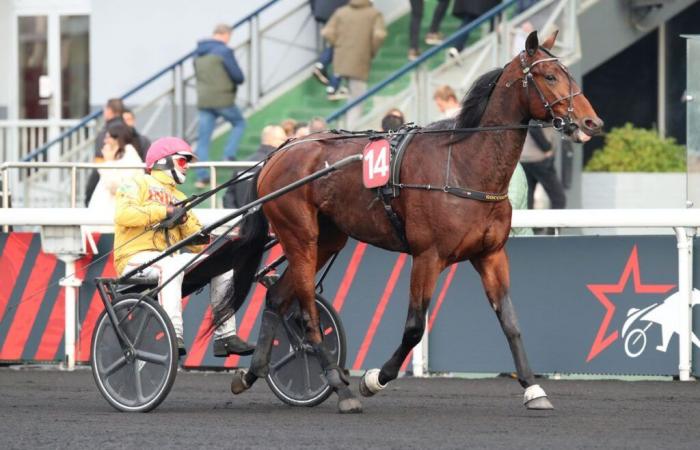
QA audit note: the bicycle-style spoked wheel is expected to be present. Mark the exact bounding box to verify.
[266,294,347,407]
[91,295,178,412]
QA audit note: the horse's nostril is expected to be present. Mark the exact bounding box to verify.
[583,117,603,133]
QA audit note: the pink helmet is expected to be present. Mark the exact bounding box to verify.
[145,137,197,172]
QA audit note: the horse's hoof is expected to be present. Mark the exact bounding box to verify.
[338,397,363,414]
[525,396,554,410]
[523,384,553,410]
[359,368,385,397]
[230,369,249,395]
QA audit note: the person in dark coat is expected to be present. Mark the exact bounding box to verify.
[408,0,451,60]
[449,0,500,55]
[223,125,287,208]
[85,98,126,206]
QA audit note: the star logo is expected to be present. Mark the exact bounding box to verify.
[586,245,675,362]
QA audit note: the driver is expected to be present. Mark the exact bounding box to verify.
[113,136,255,357]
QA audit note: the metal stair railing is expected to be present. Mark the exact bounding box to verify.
[325,0,583,131]
[16,0,324,208]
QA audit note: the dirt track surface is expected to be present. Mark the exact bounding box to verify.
[1,367,699,449]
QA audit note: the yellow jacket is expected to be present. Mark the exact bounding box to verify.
[113,171,206,274]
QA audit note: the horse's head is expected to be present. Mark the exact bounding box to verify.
[506,30,603,143]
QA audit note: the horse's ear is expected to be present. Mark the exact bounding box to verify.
[541,30,559,50]
[525,31,538,57]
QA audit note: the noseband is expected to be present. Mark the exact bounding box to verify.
[505,49,582,134]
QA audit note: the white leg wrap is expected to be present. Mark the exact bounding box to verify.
[523,384,547,404]
[364,368,386,394]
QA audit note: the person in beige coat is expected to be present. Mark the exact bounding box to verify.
[322,0,387,127]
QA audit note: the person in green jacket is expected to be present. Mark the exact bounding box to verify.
[194,24,247,189]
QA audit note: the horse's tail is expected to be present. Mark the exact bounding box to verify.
[211,170,269,330]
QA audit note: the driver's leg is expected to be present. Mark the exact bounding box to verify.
[122,252,193,355]
[210,270,255,356]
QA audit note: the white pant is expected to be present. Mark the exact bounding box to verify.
[122,251,237,340]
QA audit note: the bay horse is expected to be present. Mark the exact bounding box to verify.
[215,31,603,413]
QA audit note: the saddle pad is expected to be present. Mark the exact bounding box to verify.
[363,139,391,188]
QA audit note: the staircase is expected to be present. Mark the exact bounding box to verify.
[200,0,466,190]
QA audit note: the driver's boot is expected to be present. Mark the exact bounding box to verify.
[213,334,256,357]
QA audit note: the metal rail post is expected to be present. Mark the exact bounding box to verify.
[59,256,82,370]
[411,313,429,377]
[674,226,695,381]
[250,16,261,108]
[171,67,178,136]
[2,169,9,232]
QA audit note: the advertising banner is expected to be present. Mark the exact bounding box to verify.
[0,232,696,376]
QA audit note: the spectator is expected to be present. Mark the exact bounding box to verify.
[433,85,462,118]
[408,0,450,60]
[310,0,348,85]
[223,125,287,209]
[508,163,533,236]
[194,23,246,189]
[94,98,126,159]
[122,108,151,161]
[308,116,328,133]
[87,122,143,224]
[281,118,298,138]
[519,125,566,221]
[381,108,405,132]
[85,98,126,205]
[517,0,538,13]
[425,0,451,46]
[114,137,255,357]
[294,122,310,138]
[448,0,499,58]
[322,0,387,128]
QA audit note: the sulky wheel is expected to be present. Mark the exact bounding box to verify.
[265,294,347,407]
[91,295,178,412]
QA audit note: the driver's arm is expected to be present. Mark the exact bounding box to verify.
[115,178,167,227]
[180,211,208,253]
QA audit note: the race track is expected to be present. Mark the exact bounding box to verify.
[1,367,699,449]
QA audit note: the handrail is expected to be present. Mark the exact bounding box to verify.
[22,0,281,162]
[325,0,518,122]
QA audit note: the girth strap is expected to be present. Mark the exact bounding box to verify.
[377,189,410,253]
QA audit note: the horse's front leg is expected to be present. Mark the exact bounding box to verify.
[472,248,553,410]
[360,253,442,396]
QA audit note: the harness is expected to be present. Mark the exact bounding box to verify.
[505,48,582,135]
[372,123,510,252]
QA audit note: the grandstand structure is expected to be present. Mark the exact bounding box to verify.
[0,0,698,208]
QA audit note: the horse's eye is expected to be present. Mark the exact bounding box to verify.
[544,74,556,82]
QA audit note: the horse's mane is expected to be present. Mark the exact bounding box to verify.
[424,67,504,134]
[456,68,504,128]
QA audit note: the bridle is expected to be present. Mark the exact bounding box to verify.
[505,48,582,135]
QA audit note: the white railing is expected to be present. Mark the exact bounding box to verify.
[0,161,257,210]
[0,207,697,380]
[0,119,96,163]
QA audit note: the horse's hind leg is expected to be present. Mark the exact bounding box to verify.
[298,225,361,413]
[471,248,553,410]
[360,252,442,396]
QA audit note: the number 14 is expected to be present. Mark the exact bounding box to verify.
[364,146,389,180]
